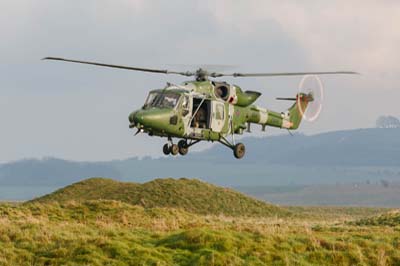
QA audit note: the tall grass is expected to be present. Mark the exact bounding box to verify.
[0,200,399,266]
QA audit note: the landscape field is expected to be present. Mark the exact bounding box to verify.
[1,178,399,266]
[2,1,399,265]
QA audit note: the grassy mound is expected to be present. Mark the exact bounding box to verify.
[352,210,400,227]
[31,178,288,217]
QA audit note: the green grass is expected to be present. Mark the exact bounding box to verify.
[0,178,398,265]
[0,200,400,265]
[32,177,289,217]
[287,206,391,222]
[351,210,400,227]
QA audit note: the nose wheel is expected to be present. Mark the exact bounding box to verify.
[162,138,187,156]
[162,143,170,155]
[162,139,201,156]
[170,144,179,155]
[163,137,180,156]
[163,143,179,156]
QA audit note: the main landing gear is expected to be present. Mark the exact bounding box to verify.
[162,137,245,159]
[163,138,200,156]
[163,143,178,156]
[233,143,245,159]
[218,136,246,159]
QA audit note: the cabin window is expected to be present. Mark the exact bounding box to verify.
[215,104,224,120]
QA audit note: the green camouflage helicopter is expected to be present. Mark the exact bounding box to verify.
[44,57,357,159]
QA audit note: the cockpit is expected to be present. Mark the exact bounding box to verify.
[143,91,181,109]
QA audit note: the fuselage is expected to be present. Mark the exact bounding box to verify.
[128,80,301,141]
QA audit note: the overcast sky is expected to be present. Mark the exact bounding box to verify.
[0,0,399,162]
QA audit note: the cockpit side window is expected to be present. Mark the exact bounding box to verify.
[143,92,158,109]
[181,95,189,116]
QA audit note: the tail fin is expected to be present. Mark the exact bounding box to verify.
[288,93,313,129]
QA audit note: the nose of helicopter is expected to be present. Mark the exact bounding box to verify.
[128,109,171,130]
[128,111,137,125]
[128,111,148,127]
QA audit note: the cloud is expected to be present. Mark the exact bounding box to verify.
[211,1,400,89]
[0,1,398,162]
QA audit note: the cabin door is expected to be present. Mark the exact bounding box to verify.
[211,101,225,132]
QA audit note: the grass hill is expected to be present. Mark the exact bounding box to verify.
[31,178,289,217]
[0,178,398,265]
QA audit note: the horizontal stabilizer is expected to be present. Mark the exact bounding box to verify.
[276,97,297,101]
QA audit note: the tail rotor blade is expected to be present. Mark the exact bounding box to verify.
[297,75,324,122]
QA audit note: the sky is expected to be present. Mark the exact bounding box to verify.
[0,0,399,162]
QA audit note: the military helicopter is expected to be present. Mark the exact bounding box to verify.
[43,57,357,159]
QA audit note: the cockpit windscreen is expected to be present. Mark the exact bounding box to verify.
[143,92,180,109]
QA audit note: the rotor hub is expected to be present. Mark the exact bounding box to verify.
[195,68,209,81]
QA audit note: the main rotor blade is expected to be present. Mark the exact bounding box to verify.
[212,71,359,78]
[42,57,194,76]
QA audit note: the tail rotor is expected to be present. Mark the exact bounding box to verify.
[297,75,324,122]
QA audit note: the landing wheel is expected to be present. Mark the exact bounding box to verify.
[170,144,179,156]
[163,144,170,155]
[233,143,245,159]
[178,140,189,156]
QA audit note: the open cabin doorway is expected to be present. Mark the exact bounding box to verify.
[191,98,211,129]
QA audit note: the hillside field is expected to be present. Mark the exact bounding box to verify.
[0,178,399,265]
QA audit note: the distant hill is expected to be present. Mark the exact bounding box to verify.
[238,183,400,207]
[1,128,400,196]
[32,178,289,217]
[195,127,400,166]
[0,158,121,186]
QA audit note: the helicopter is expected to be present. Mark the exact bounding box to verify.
[43,57,357,159]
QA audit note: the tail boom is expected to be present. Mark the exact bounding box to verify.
[247,93,311,130]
